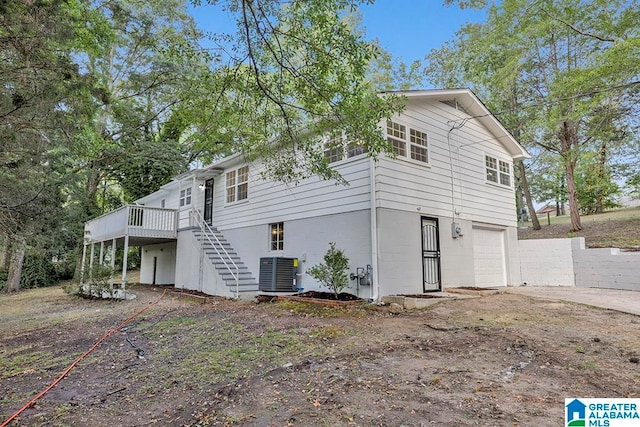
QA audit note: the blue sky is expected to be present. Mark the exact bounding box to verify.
[358,1,487,63]
[190,1,487,64]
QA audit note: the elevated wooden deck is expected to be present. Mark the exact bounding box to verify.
[84,205,177,245]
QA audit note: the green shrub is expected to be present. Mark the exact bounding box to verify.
[20,254,56,288]
[307,242,350,299]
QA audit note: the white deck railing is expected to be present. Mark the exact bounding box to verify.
[84,205,177,242]
[191,207,240,298]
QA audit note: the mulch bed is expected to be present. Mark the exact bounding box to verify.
[259,291,364,307]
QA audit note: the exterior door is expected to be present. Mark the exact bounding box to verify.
[421,217,441,292]
[203,178,214,225]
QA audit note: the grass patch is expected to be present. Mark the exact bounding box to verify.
[519,207,640,248]
[0,350,73,379]
[274,300,368,318]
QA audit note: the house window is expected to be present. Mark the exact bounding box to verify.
[386,120,406,157]
[179,188,191,207]
[409,129,428,163]
[161,199,165,208]
[499,160,511,186]
[226,166,249,203]
[347,140,367,158]
[270,222,284,251]
[323,132,368,163]
[323,133,343,163]
[386,120,429,164]
[485,155,511,187]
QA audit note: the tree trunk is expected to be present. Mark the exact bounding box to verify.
[558,121,582,231]
[565,158,582,231]
[0,235,10,271]
[5,239,25,292]
[594,140,607,214]
[518,160,540,230]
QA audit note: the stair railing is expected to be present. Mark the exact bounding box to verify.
[191,208,240,298]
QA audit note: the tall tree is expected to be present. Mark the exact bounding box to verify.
[189,0,403,183]
[70,0,203,214]
[0,0,82,291]
[432,0,640,231]
[367,41,425,91]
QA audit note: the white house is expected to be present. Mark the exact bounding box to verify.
[82,89,530,300]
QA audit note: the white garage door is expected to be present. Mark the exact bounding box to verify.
[472,227,506,287]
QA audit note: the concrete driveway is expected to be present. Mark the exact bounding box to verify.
[507,286,640,316]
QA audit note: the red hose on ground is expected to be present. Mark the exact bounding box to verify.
[1,289,168,427]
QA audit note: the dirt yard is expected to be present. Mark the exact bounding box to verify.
[1,285,639,426]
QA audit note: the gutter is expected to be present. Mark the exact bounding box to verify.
[369,158,380,301]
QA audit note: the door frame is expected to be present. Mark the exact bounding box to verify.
[421,216,442,292]
[203,178,214,225]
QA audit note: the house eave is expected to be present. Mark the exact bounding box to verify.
[382,88,531,160]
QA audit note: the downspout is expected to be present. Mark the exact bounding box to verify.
[369,158,380,301]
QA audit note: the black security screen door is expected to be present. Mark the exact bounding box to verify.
[204,178,214,224]
[421,217,441,292]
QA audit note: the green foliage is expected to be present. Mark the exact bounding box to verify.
[187,0,404,183]
[627,173,640,198]
[367,42,425,91]
[65,263,115,297]
[426,0,639,231]
[307,243,350,299]
[1,0,405,293]
[575,152,620,214]
[20,255,56,289]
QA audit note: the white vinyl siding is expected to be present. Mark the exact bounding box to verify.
[378,99,518,227]
[214,157,371,229]
[211,97,517,230]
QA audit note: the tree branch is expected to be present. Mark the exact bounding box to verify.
[539,7,616,43]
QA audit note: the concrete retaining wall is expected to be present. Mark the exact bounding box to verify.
[519,237,640,291]
[519,239,575,286]
[571,238,640,291]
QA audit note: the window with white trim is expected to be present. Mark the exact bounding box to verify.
[485,155,511,187]
[386,120,429,164]
[179,188,191,207]
[226,165,249,203]
[322,132,368,163]
[270,222,284,251]
[323,133,343,163]
[386,120,406,157]
[409,129,428,163]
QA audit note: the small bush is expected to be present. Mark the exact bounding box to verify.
[64,264,115,297]
[307,242,350,299]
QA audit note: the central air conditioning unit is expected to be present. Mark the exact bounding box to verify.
[258,257,298,292]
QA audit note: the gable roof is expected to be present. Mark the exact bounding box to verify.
[384,88,530,160]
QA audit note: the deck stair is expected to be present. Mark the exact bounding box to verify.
[191,224,258,298]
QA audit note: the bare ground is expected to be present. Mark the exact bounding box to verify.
[1,285,640,426]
